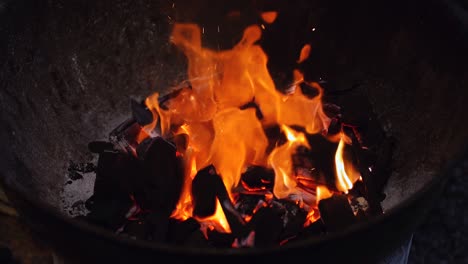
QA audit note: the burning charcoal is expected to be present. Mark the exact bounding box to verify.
[109,118,144,153]
[240,99,263,120]
[158,86,187,110]
[305,134,339,190]
[343,126,383,215]
[318,194,356,232]
[134,137,184,216]
[93,151,139,197]
[248,206,283,247]
[167,218,200,245]
[87,141,115,154]
[240,166,274,191]
[85,195,133,230]
[234,193,266,218]
[135,137,154,159]
[270,200,308,241]
[131,98,153,126]
[207,230,235,248]
[193,165,249,239]
[292,146,326,187]
[192,165,223,218]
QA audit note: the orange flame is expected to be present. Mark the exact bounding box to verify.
[147,20,338,233]
[316,185,333,203]
[268,125,309,199]
[334,133,360,193]
[196,199,232,234]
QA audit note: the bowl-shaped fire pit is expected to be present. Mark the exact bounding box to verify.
[0,0,467,263]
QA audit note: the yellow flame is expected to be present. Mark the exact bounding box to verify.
[268,125,310,199]
[158,22,331,233]
[335,134,355,193]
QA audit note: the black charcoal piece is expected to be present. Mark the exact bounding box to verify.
[192,165,223,218]
[131,98,153,126]
[305,134,339,190]
[240,166,274,191]
[135,137,154,159]
[207,230,235,248]
[109,118,142,153]
[192,165,249,239]
[318,194,356,232]
[85,195,133,230]
[88,141,115,154]
[167,218,201,245]
[134,137,184,215]
[248,206,283,247]
[234,193,265,217]
[93,151,139,197]
[327,117,342,135]
[278,202,308,241]
[343,126,383,215]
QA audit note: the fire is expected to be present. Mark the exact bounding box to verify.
[316,185,333,203]
[268,125,309,199]
[145,17,359,234]
[334,133,360,193]
[196,199,232,235]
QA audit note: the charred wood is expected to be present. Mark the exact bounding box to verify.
[192,165,223,218]
[248,206,283,247]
